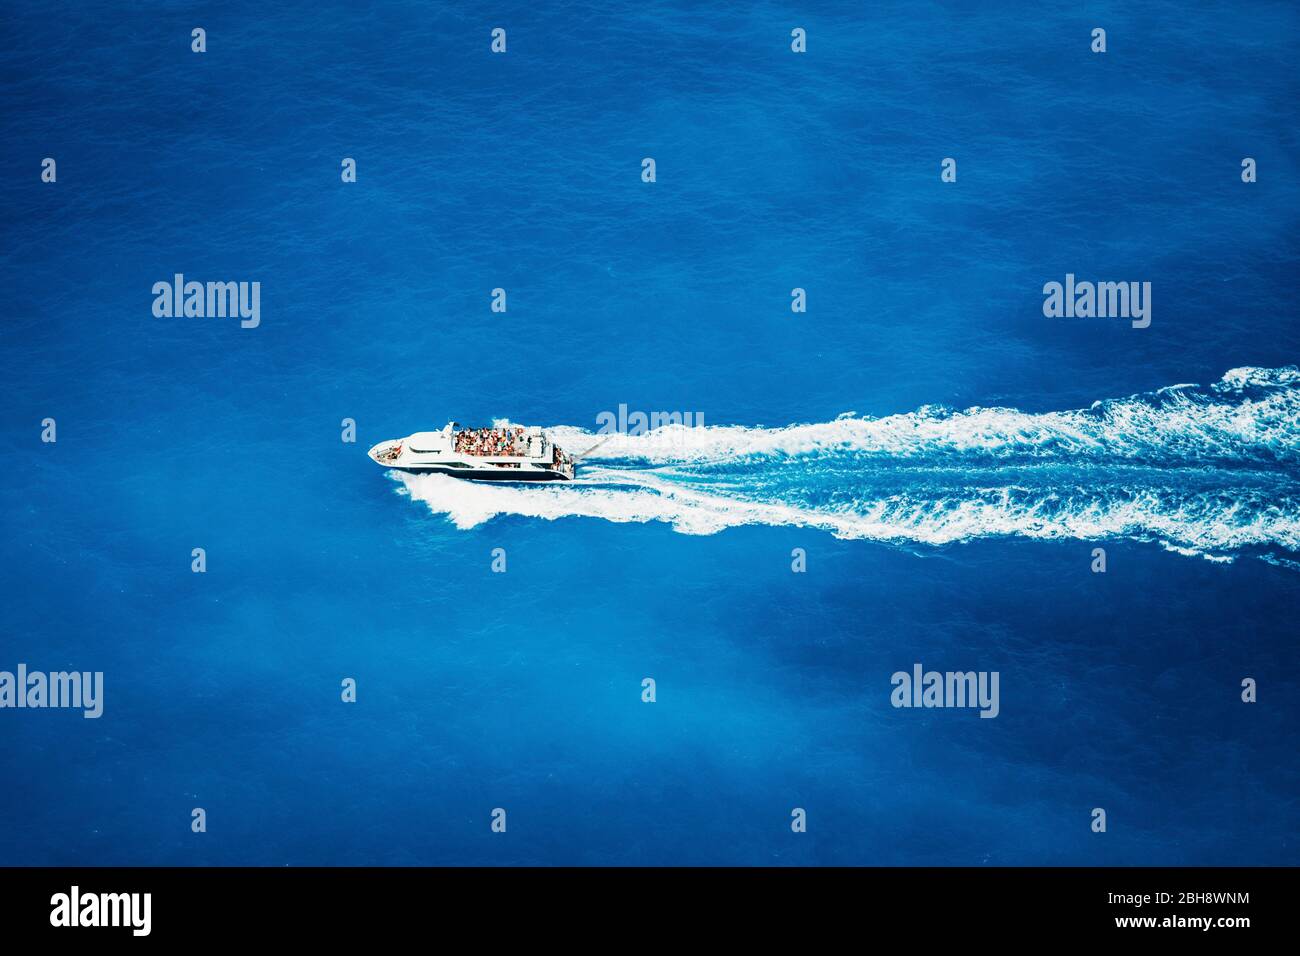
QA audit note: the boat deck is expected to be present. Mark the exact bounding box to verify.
[454,426,529,458]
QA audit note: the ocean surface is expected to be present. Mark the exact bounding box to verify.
[2,1,1298,865]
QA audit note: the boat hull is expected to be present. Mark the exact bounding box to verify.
[390,465,572,482]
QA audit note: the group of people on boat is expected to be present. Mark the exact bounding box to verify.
[455,426,524,457]
[552,444,575,476]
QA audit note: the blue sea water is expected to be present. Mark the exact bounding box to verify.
[2,0,1298,865]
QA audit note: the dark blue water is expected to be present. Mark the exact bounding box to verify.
[2,1,1298,865]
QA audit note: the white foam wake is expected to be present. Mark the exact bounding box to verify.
[544,366,1300,466]
[388,368,1300,563]
[394,468,1300,557]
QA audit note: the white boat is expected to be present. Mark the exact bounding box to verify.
[368,422,575,481]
